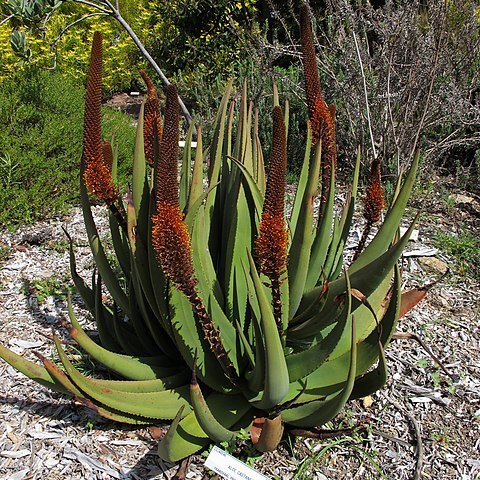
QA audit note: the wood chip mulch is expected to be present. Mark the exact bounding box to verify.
[1,185,479,480]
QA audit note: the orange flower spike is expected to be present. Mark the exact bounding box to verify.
[353,158,386,261]
[151,206,237,378]
[140,70,163,167]
[299,4,336,148]
[155,84,180,207]
[152,83,192,292]
[299,3,322,142]
[255,107,289,334]
[82,31,118,205]
[299,4,337,214]
[364,158,386,224]
[255,107,289,280]
[151,84,236,379]
[151,203,197,296]
[102,140,113,169]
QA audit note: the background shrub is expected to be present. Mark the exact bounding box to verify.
[0,66,135,228]
[259,0,480,186]
[0,1,152,94]
[0,0,479,231]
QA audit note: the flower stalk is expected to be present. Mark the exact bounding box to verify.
[255,106,289,335]
[353,158,386,260]
[140,70,163,167]
[82,31,126,232]
[151,85,235,379]
[299,3,336,216]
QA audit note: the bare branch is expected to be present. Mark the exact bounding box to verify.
[51,12,108,50]
[71,0,111,15]
[387,50,400,175]
[40,0,195,128]
[353,30,377,160]
[409,2,447,160]
[110,8,193,126]
[0,14,14,26]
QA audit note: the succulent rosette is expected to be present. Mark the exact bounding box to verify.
[0,4,420,462]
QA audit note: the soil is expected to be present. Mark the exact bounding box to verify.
[0,179,479,480]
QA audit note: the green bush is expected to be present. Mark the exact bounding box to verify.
[147,0,257,89]
[434,229,480,279]
[1,0,258,96]
[0,66,135,229]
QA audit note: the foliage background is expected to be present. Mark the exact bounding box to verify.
[0,67,135,228]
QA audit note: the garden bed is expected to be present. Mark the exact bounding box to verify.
[0,181,479,480]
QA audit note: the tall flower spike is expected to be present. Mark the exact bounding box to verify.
[299,2,322,143]
[155,84,180,206]
[140,70,163,167]
[363,158,385,224]
[353,158,386,261]
[152,83,193,295]
[82,31,119,205]
[151,204,236,380]
[299,3,337,215]
[151,203,197,297]
[255,106,289,333]
[151,85,236,380]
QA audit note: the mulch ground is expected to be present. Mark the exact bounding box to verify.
[0,180,479,480]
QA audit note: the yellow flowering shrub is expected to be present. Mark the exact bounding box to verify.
[0,2,152,93]
[0,0,258,94]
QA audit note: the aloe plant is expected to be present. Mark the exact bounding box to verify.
[0,4,421,462]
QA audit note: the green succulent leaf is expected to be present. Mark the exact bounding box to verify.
[286,270,352,382]
[284,265,401,405]
[325,147,361,280]
[350,150,420,274]
[0,343,69,395]
[282,314,357,427]
[288,140,322,319]
[180,117,196,211]
[54,336,191,419]
[39,352,153,425]
[157,393,252,462]
[190,363,238,443]
[188,125,205,211]
[66,295,180,380]
[349,341,387,400]
[246,251,289,409]
[305,154,336,290]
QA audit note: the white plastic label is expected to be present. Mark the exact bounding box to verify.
[204,446,271,480]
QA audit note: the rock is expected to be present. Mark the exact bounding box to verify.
[454,194,480,218]
[20,227,53,246]
[454,194,476,205]
[400,227,419,242]
[417,256,449,275]
[106,92,144,118]
[363,395,374,408]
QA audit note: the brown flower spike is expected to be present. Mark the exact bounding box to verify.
[299,3,336,214]
[363,158,385,224]
[353,158,385,260]
[151,83,194,296]
[140,70,163,167]
[82,31,119,205]
[255,107,289,333]
[155,84,180,206]
[151,86,236,379]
